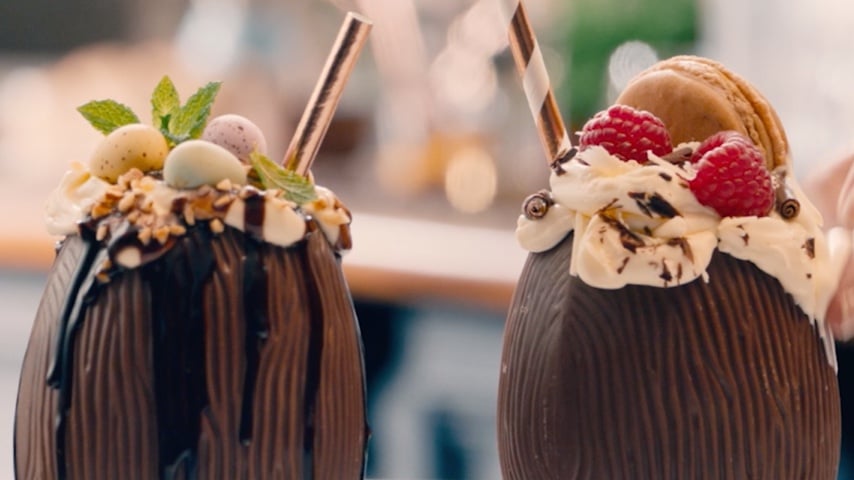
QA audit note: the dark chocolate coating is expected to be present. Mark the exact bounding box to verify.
[498,233,841,479]
[15,227,367,479]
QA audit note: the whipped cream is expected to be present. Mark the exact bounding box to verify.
[517,146,836,367]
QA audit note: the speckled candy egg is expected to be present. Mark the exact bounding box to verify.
[89,124,169,182]
[163,139,247,189]
[202,114,267,163]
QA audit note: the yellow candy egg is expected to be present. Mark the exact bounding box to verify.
[89,124,169,183]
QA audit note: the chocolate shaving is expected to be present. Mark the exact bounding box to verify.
[666,237,694,263]
[626,192,679,218]
[598,198,621,214]
[772,167,800,220]
[659,172,673,182]
[661,146,693,164]
[660,262,673,283]
[737,225,750,246]
[628,192,653,217]
[550,147,578,176]
[617,257,630,274]
[803,238,815,259]
[599,213,645,253]
[648,194,679,218]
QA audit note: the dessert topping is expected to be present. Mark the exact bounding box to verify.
[579,104,672,164]
[688,131,774,217]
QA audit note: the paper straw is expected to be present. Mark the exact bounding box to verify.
[506,1,571,164]
[284,12,372,175]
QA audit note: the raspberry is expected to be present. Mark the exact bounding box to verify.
[688,131,774,217]
[578,104,672,163]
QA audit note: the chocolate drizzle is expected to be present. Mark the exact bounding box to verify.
[19,209,366,479]
[299,231,326,479]
[46,228,102,480]
[239,192,269,444]
[143,228,215,478]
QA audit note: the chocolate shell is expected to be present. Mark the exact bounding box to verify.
[15,225,367,479]
[497,233,840,479]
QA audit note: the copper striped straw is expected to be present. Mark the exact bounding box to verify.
[284,12,373,176]
[505,0,572,164]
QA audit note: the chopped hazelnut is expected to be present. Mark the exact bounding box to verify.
[183,205,196,226]
[213,195,233,210]
[118,193,136,212]
[138,176,157,192]
[216,178,233,191]
[169,224,187,236]
[153,226,170,245]
[91,202,112,219]
[210,218,225,234]
[137,227,152,245]
[95,224,109,241]
[104,185,125,200]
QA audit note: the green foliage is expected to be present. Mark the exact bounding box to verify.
[249,151,318,204]
[78,76,221,146]
[77,100,140,134]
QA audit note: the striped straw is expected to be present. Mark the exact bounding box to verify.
[505,0,572,164]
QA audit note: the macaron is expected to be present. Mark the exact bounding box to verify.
[615,55,789,171]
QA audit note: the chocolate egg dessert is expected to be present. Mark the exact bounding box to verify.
[497,56,841,479]
[15,76,367,479]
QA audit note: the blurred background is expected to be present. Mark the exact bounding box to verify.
[2,0,854,478]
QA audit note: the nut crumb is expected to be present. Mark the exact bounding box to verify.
[138,176,157,192]
[96,224,109,241]
[118,193,136,212]
[127,210,141,224]
[153,226,170,245]
[216,178,233,191]
[169,224,187,236]
[137,227,152,245]
[91,202,112,219]
[213,195,233,209]
[210,218,225,234]
[184,205,196,225]
[104,185,125,200]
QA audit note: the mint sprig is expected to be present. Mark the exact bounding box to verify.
[79,76,221,146]
[166,81,221,145]
[151,75,180,130]
[250,151,317,204]
[77,100,140,135]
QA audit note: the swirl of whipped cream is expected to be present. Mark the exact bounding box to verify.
[46,162,110,236]
[516,145,833,328]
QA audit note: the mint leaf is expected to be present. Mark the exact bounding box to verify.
[168,81,221,141]
[250,151,317,204]
[78,100,140,134]
[151,75,180,129]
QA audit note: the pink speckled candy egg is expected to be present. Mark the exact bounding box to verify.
[201,114,267,163]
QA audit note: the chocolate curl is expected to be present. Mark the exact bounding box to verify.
[284,12,373,176]
[773,167,800,220]
[505,0,572,165]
